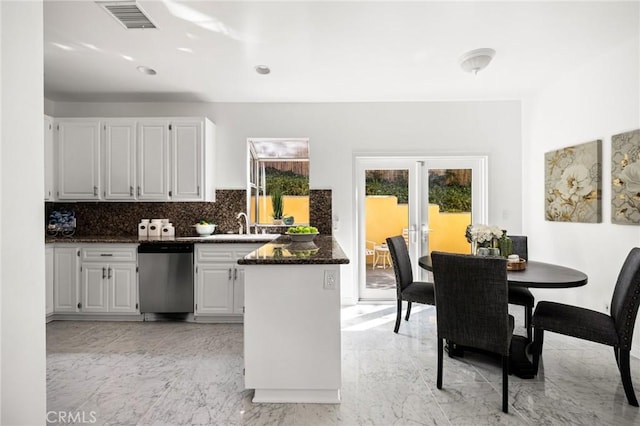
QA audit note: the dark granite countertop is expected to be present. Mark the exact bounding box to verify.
[45,234,281,244]
[238,235,350,265]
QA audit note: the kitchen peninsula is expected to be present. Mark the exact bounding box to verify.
[239,235,349,403]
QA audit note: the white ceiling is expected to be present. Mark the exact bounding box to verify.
[43,0,640,103]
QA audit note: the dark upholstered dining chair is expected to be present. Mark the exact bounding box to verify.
[431,252,514,413]
[386,236,435,334]
[532,247,640,406]
[508,235,534,340]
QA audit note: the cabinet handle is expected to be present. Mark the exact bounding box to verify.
[137,186,141,197]
[102,267,106,279]
[130,186,134,196]
[197,185,200,196]
[234,268,237,281]
[228,268,232,280]
[108,267,112,279]
[77,302,82,309]
[93,186,98,196]
[100,253,113,257]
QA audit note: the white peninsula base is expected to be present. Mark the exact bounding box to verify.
[244,264,342,404]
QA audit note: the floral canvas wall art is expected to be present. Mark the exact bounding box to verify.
[545,140,602,223]
[612,129,640,225]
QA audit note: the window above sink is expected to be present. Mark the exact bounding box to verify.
[247,138,310,227]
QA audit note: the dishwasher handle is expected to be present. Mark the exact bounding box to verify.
[138,243,194,254]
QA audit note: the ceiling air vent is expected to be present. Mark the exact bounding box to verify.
[98,1,156,29]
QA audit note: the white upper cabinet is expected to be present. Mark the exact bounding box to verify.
[103,120,137,200]
[52,117,215,202]
[137,120,170,200]
[57,120,101,200]
[44,115,55,201]
[171,119,204,201]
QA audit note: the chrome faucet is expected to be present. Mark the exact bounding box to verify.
[236,212,249,234]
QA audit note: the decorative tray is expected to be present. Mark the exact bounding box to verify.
[507,258,526,271]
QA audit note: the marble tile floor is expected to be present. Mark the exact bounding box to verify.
[47,304,640,425]
[365,264,396,290]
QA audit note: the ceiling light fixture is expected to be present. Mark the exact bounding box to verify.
[137,66,157,75]
[459,48,496,75]
[255,65,271,75]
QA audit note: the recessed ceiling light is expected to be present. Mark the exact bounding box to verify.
[255,65,271,75]
[81,43,99,51]
[137,66,157,75]
[52,42,74,51]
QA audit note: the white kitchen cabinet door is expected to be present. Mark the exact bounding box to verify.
[45,247,54,316]
[137,120,170,200]
[54,247,80,313]
[81,263,109,313]
[170,119,202,201]
[104,120,136,200]
[57,120,101,200]
[44,115,55,201]
[109,263,138,313]
[233,267,245,314]
[196,264,234,315]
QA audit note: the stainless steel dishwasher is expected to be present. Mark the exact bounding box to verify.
[138,243,194,313]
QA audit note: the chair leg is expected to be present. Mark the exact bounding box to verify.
[525,305,532,342]
[437,338,443,389]
[394,299,402,333]
[532,328,544,374]
[502,355,509,413]
[405,301,412,321]
[619,349,639,406]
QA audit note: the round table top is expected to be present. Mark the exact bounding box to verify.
[418,256,588,289]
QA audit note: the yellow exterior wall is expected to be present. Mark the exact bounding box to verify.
[252,196,310,224]
[364,196,470,263]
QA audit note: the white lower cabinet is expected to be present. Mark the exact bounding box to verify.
[51,244,139,317]
[194,244,260,319]
[80,246,139,314]
[53,246,81,313]
[46,246,54,317]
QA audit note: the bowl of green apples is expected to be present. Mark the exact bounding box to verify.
[285,225,319,242]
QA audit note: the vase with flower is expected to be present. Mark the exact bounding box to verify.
[465,224,503,256]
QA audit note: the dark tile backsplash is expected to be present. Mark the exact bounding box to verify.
[46,189,332,237]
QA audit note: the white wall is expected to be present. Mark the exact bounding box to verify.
[50,100,523,303]
[523,33,640,356]
[1,1,47,424]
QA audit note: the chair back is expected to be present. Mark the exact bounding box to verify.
[386,236,414,294]
[610,247,640,350]
[431,251,511,356]
[509,235,528,260]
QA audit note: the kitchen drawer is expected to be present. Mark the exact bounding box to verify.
[81,245,137,262]
[196,244,261,263]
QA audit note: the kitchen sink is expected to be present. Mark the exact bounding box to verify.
[175,234,280,241]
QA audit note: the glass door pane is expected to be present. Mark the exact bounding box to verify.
[420,158,488,281]
[364,169,408,296]
[426,168,472,254]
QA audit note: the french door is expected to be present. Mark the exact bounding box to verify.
[356,156,487,301]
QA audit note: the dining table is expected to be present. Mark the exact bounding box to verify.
[418,255,588,378]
